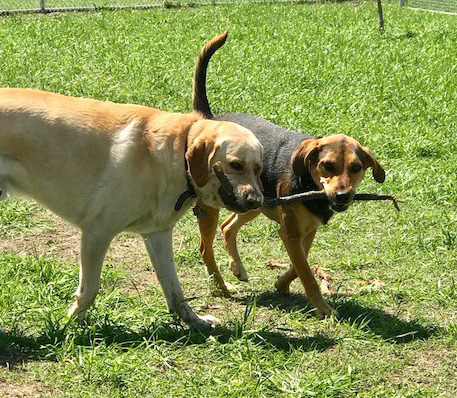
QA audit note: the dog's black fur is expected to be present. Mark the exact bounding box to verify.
[193,33,333,223]
[213,114,333,223]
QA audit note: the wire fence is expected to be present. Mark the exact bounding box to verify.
[0,0,350,13]
[0,0,456,14]
[407,0,457,13]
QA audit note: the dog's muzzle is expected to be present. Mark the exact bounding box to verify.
[213,162,263,213]
[329,191,353,212]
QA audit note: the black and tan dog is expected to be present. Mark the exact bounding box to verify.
[193,33,385,318]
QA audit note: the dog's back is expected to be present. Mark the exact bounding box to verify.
[213,113,308,198]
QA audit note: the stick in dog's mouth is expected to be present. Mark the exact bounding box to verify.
[211,164,401,211]
[265,191,402,211]
[213,162,234,195]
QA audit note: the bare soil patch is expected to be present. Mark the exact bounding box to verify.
[0,209,158,293]
[0,376,54,398]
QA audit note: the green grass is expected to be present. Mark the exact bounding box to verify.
[0,200,43,236]
[0,2,456,397]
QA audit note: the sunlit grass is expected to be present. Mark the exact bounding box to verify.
[0,2,456,397]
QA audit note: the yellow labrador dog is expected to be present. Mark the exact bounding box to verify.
[0,83,263,330]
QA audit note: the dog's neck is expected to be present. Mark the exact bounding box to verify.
[174,118,205,213]
[287,171,335,225]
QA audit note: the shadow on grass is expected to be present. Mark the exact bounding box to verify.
[391,31,417,40]
[254,290,439,344]
[0,316,336,368]
[2,289,438,368]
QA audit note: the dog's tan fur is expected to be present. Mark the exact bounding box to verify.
[0,87,263,330]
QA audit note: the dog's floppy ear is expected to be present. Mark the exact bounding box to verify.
[291,139,320,176]
[361,146,385,183]
[186,137,218,187]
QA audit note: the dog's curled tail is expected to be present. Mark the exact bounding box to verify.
[192,31,228,119]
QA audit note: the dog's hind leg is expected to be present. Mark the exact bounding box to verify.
[143,229,219,331]
[67,229,114,321]
[197,204,230,296]
[221,210,261,281]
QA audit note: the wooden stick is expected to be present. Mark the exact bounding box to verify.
[353,193,401,212]
[265,191,401,211]
[211,163,401,211]
[265,190,326,207]
[213,162,234,194]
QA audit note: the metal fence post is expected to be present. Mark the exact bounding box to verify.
[40,0,46,12]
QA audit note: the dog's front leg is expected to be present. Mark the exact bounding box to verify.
[277,207,333,319]
[142,229,220,331]
[67,230,114,321]
[278,229,333,319]
[275,230,316,295]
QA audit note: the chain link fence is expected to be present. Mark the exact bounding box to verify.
[407,0,457,13]
[0,0,456,14]
[0,0,344,13]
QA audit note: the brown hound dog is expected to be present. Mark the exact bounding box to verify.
[192,33,385,318]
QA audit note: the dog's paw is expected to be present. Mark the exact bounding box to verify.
[67,302,79,318]
[274,277,291,295]
[209,275,232,298]
[199,314,221,327]
[315,302,336,319]
[175,303,221,332]
[229,261,249,281]
[188,315,221,332]
[67,302,89,324]
[210,284,232,298]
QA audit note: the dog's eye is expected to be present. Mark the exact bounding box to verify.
[322,162,335,172]
[351,164,362,173]
[230,161,243,171]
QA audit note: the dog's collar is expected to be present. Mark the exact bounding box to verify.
[174,139,197,211]
[174,183,196,211]
[298,175,315,192]
[174,138,209,221]
[174,172,208,220]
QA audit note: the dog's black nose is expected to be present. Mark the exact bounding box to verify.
[245,193,262,210]
[335,191,351,204]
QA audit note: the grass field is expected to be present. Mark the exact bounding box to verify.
[0,2,456,397]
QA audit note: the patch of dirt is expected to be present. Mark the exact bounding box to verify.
[1,210,149,265]
[0,377,54,398]
[0,211,80,261]
[0,210,157,293]
[388,348,457,394]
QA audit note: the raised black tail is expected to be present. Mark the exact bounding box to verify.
[192,31,228,119]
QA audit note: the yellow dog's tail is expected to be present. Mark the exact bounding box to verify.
[192,31,228,119]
